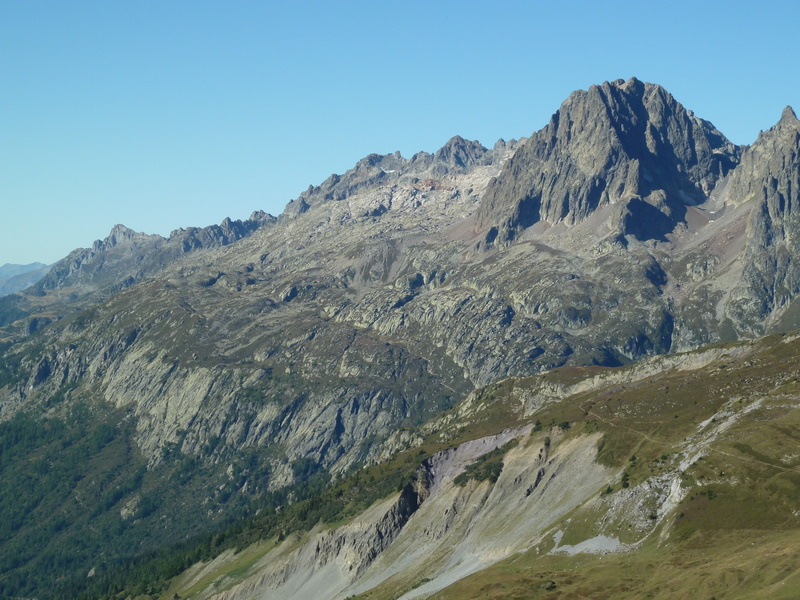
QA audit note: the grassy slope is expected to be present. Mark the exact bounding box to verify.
[426,334,800,600]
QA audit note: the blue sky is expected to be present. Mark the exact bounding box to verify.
[2,1,798,265]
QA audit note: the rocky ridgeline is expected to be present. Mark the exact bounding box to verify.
[3,78,799,472]
[476,77,739,245]
[283,135,518,217]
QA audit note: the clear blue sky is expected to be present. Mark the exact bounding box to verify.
[2,0,798,265]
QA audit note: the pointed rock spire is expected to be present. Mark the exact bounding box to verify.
[475,78,740,246]
[779,105,799,125]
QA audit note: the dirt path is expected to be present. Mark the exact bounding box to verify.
[578,401,800,476]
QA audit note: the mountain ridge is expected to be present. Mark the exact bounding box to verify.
[0,262,51,297]
[476,77,741,246]
[1,78,800,599]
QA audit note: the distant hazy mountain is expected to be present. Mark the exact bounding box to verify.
[0,262,50,296]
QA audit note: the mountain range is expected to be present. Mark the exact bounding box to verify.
[0,263,51,297]
[1,77,799,600]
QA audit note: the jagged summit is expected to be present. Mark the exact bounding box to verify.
[107,223,138,240]
[475,77,740,246]
[432,135,491,170]
[86,224,155,249]
[780,105,798,124]
[282,135,511,217]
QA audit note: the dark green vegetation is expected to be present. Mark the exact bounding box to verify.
[0,399,267,600]
[453,439,518,486]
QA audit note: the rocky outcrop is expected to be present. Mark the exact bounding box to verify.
[170,211,275,252]
[723,107,800,334]
[283,136,513,217]
[476,77,739,245]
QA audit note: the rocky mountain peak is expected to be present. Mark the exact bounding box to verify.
[283,136,497,217]
[87,224,160,255]
[432,135,490,170]
[476,78,740,246]
[104,224,149,247]
[248,209,273,223]
[719,104,800,334]
[109,223,135,237]
[780,105,798,125]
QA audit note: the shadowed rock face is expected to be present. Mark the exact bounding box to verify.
[724,108,800,334]
[476,77,739,245]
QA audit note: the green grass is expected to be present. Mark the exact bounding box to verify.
[428,527,800,600]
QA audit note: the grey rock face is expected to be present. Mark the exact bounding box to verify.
[723,106,800,335]
[431,135,493,173]
[476,77,739,246]
[282,135,510,217]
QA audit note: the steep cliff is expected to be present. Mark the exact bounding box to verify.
[476,77,739,245]
[724,107,800,334]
